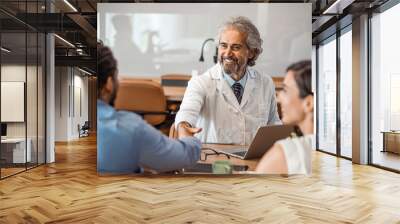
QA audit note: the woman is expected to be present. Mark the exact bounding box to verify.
[255,60,313,175]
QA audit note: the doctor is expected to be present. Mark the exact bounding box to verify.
[175,16,281,145]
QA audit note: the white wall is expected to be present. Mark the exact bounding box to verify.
[72,73,89,138]
[98,3,311,78]
[54,67,89,141]
[1,65,33,137]
[55,66,69,141]
[1,64,45,163]
[1,65,26,140]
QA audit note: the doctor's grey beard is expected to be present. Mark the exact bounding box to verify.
[220,60,237,75]
[219,61,246,81]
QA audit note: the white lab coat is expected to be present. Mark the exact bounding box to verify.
[175,64,281,145]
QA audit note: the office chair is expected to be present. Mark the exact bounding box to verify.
[78,121,90,138]
[114,79,174,130]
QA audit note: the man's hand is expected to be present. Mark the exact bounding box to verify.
[177,122,202,138]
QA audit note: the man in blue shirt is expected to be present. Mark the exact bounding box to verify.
[97,43,202,173]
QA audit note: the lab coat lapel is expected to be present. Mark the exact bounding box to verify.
[240,69,257,109]
[218,79,240,109]
[212,65,241,110]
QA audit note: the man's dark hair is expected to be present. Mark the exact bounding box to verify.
[286,60,312,98]
[97,42,117,97]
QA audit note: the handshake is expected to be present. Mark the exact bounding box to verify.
[176,122,202,139]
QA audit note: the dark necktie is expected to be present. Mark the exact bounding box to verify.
[232,82,243,104]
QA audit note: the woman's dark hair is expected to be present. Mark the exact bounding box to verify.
[286,60,312,98]
[286,60,312,137]
[97,42,117,96]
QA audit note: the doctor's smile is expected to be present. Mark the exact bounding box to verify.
[221,56,239,71]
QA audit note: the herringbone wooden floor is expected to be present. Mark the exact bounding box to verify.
[1,135,400,223]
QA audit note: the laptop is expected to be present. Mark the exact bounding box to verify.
[215,125,295,160]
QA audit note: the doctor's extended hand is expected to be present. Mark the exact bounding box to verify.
[177,122,202,139]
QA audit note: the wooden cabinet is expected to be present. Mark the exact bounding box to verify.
[382,131,400,154]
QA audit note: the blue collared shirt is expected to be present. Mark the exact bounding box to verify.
[223,70,248,98]
[97,100,201,173]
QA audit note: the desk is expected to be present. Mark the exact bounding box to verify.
[127,76,281,103]
[1,138,31,163]
[381,131,400,154]
[163,86,186,102]
[143,144,259,174]
[199,144,259,172]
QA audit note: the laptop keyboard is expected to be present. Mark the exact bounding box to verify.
[232,151,247,157]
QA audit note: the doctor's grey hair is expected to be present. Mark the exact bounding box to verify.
[216,16,263,66]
